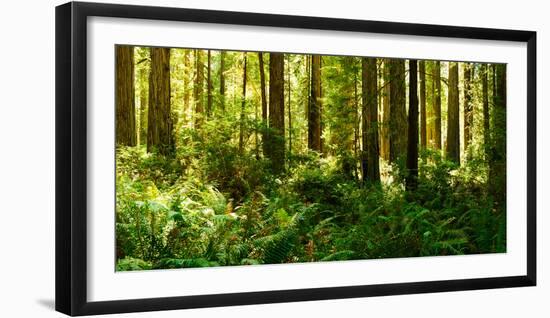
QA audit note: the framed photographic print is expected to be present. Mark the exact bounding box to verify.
[55,1,536,316]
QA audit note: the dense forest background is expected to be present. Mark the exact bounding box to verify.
[115,45,506,271]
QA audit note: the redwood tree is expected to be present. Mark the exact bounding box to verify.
[433,61,442,150]
[267,53,285,173]
[116,45,136,146]
[206,50,213,117]
[287,54,292,159]
[147,47,173,155]
[258,52,268,156]
[463,62,473,153]
[379,59,391,160]
[482,64,490,159]
[183,50,191,120]
[419,60,427,148]
[489,64,507,205]
[389,59,407,162]
[194,49,204,127]
[137,52,148,146]
[308,55,322,152]
[446,62,460,164]
[361,57,380,183]
[406,60,419,190]
[219,51,226,111]
[239,53,247,153]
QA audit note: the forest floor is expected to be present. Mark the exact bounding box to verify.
[115,142,505,271]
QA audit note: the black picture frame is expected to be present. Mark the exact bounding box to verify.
[55,1,537,316]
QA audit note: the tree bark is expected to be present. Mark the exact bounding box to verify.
[419,60,427,148]
[406,60,419,190]
[491,64,498,107]
[319,57,324,154]
[194,49,204,128]
[308,55,322,152]
[433,61,442,150]
[380,59,391,161]
[239,53,247,153]
[207,50,213,117]
[305,56,310,121]
[354,68,359,180]
[482,64,490,160]
[115,45,136,146]
[489,64,507,205]
[267,53,285,173]
[426,61,433,147]
[389,59,407,163]
[463,62,473,153]
[147,47,173,155]
[138,48,148,146]
[183,50,191,122]
[258,52,268,156]
[446,62,460,164]
[219,51,226,111]
[362,57,380,183]
[287,54,292,160]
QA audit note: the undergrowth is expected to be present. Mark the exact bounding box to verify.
[115,139,505,271]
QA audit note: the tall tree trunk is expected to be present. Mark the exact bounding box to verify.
[183,50,191,122]
[433,61,442,150]
[406,60,419,190]
[319,57,325,154]
[489,64,507,205]
[219,51,226,111]
[194,49,204,128]
[389,59,407,163]
[419,60,427,148]
[362,57,380,183]
[115,45,136,146]
[267,53,285,173]
[305,56,310,121]
[147,47,173,155]
[482,64,490,160]
[463,62,473,154]
[308,55,322,152]
[446,62,460,164]
[426,61,433,147]
[336,57,356,178]
[380,59,391,161]
[287,54,292,161]
[258,52,268,156]
[353,66,360,180]
[239,53,247,153]
[138,49,148,146]
[254,78,259,160]
[207,50,213,117]
[492,64,497,108]
[377,60,383,157]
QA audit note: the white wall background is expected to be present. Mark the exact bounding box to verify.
[0,0,546,316]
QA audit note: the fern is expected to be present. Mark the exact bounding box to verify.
[116,257,152,271]
[155,258,212,269]
[255,229,297,264]
[320,250,355,262]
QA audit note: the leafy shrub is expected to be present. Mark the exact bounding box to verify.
[116,257,152,271]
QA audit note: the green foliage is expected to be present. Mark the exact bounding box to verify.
[116,50,506,271]
[116,143,505,270]
[154,258,213,269]
[116,257,152,271]
[255,228,298,264]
